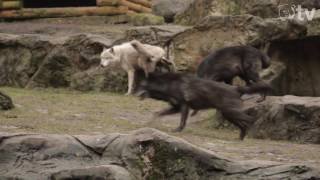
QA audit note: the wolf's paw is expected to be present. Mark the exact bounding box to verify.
[125,92,131,96]
[172,127,183,133]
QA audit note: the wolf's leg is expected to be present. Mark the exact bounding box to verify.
[156,106,180,117]
[126,70,135,95]
[244,71,268,102]
[190,110,198,117]
[221,109,254,140]
[173,104,189,132]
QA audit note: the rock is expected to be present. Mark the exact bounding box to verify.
[175,0,250,25]
[0,33,128,92]
[268,36,320,96]
[105,13,165,26]
[302,0,320,9]
[0,128,319,179]
[0,91,14,110]
[170,15,307,71]
[152,0,194,23]
[125,25,190,46]
[260,61,287,95]
[175,0,320,25]
[307,10,320,36]
[244,96,320,144]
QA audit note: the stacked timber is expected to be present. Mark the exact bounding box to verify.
[0,6,129,19]
[0,0,152,19]
[0,0,22,10]
[97,0,152,13]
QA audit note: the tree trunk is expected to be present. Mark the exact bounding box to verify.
[126,0,152,8]
[97,0,151,13]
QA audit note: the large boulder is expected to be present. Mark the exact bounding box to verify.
[0,128,319,179]
[245,96,320,144]
[152,0,194,23]
[175,0,320,25]
[170,15,307,71]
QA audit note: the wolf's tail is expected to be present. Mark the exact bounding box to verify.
[261,53,271,69]
[131,40,153,58]
[237,82,272,95]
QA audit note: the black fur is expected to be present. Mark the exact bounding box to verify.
[197,45,271,101]
[136,72,271,140]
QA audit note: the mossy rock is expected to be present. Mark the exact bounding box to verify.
[105,13,165,26]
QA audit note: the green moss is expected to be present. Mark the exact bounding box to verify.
[130,13,165,26]
[144,142,207,180]
[106,13,165,26]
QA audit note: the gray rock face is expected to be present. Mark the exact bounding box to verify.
[245,96,320,144]
[125,25,190,46]
[0,33,128,92]
[268,37,320,96]
[170,15,307,72]
[0,128,319,179]
[152,0,194,22]
[175,0,320,25]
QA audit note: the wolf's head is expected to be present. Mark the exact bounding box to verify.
[135,72,182,101]
[100,47,119,67]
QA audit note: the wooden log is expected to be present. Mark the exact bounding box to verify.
[126,0,151,8]
[96,0,117,6]
[97,0,151,13]
[0,6,129,19]
[1,1,22,10]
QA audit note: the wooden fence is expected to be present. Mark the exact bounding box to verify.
[0,0,152,19]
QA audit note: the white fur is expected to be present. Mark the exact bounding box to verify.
[100,40,175,95]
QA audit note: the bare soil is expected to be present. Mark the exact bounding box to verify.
[1,87,319,169]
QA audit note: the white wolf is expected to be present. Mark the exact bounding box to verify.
[100,40,176,95]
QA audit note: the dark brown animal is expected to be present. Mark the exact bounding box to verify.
[136,72,271,140]
[197,45,271,102]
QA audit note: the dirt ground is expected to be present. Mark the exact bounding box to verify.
[1,87,320,169]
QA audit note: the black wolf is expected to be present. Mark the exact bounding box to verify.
[197,45,271,102]
[136,72,270,140]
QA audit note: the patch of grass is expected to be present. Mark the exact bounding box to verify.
[0,87,233,138]
[1,87,320,168]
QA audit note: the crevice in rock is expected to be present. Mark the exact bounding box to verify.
[268,36,320,96]
[72,134,121,157]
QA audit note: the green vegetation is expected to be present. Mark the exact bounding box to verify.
[0,87,214,135]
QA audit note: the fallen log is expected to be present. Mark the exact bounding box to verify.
[1,0,22,10]
[97,0,151,13]
[0,6,129,19]
[126,0,151,8]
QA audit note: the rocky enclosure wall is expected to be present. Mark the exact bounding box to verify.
[0,128,319,179]
[0,33,128,92]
